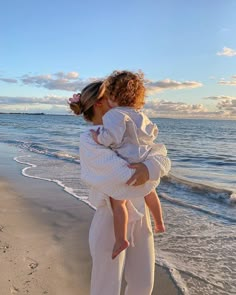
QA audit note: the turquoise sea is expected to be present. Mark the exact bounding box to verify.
[0,114,235,295]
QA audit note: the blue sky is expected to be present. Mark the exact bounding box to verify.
[0,0,236,118]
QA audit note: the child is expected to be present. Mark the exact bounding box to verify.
[90,70,165,260]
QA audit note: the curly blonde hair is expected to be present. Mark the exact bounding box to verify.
[104,70,145,109]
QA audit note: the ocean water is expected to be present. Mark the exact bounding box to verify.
[0,114,235,295]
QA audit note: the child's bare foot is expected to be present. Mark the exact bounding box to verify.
[112,240,130,260]
[155,223,165,233]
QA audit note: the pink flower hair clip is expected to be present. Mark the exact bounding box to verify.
[68,93,81,104]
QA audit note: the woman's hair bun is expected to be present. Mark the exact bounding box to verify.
[69,102,83,115]
[68,93,83,115]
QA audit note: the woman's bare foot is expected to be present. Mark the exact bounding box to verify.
[154,223,165,233]
[112,240,130,260]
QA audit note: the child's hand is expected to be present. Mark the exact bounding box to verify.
[90,128,100,144]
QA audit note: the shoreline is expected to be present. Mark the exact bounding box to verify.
[0,143,180,295]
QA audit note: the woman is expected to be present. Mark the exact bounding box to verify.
[69,80,171,295]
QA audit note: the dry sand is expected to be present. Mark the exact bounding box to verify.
[0,143,180,295]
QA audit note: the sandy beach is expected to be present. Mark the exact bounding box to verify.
[0,143,180,295]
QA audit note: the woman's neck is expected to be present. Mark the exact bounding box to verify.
[92,115,103,125]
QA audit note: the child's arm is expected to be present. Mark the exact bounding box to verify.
[93,109,127,147]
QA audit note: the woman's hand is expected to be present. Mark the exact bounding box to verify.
[126,162,149,186]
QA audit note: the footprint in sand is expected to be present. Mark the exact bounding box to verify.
[24,257,39,271]
[10,285,19,294]
[0,241,9,253]
[29,262,38,269]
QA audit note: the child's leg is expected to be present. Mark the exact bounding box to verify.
[110,197,130,259]
[144,191,165,233]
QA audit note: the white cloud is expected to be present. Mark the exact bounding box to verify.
[203,96,236,117]
[1,94,235,118]
[0,95,68,105]
[217,47,236,57]
[21,72,89,91]
[0,104,67,115]
[218,76,236,86]
[54,71,79,79]
[217,98,236,116]
[204,95,236,100]
[0,71,203,95]
[146,79,202,95]
[66,72,79,79]
[0,78,18,83]
[144,99,209,118]
[0,95,70,114]
[143,99,235,119]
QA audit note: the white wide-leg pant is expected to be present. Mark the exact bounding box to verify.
[89,204,155,295]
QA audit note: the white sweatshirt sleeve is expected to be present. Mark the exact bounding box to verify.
[97,109,127,147]
[144,143,171,180]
